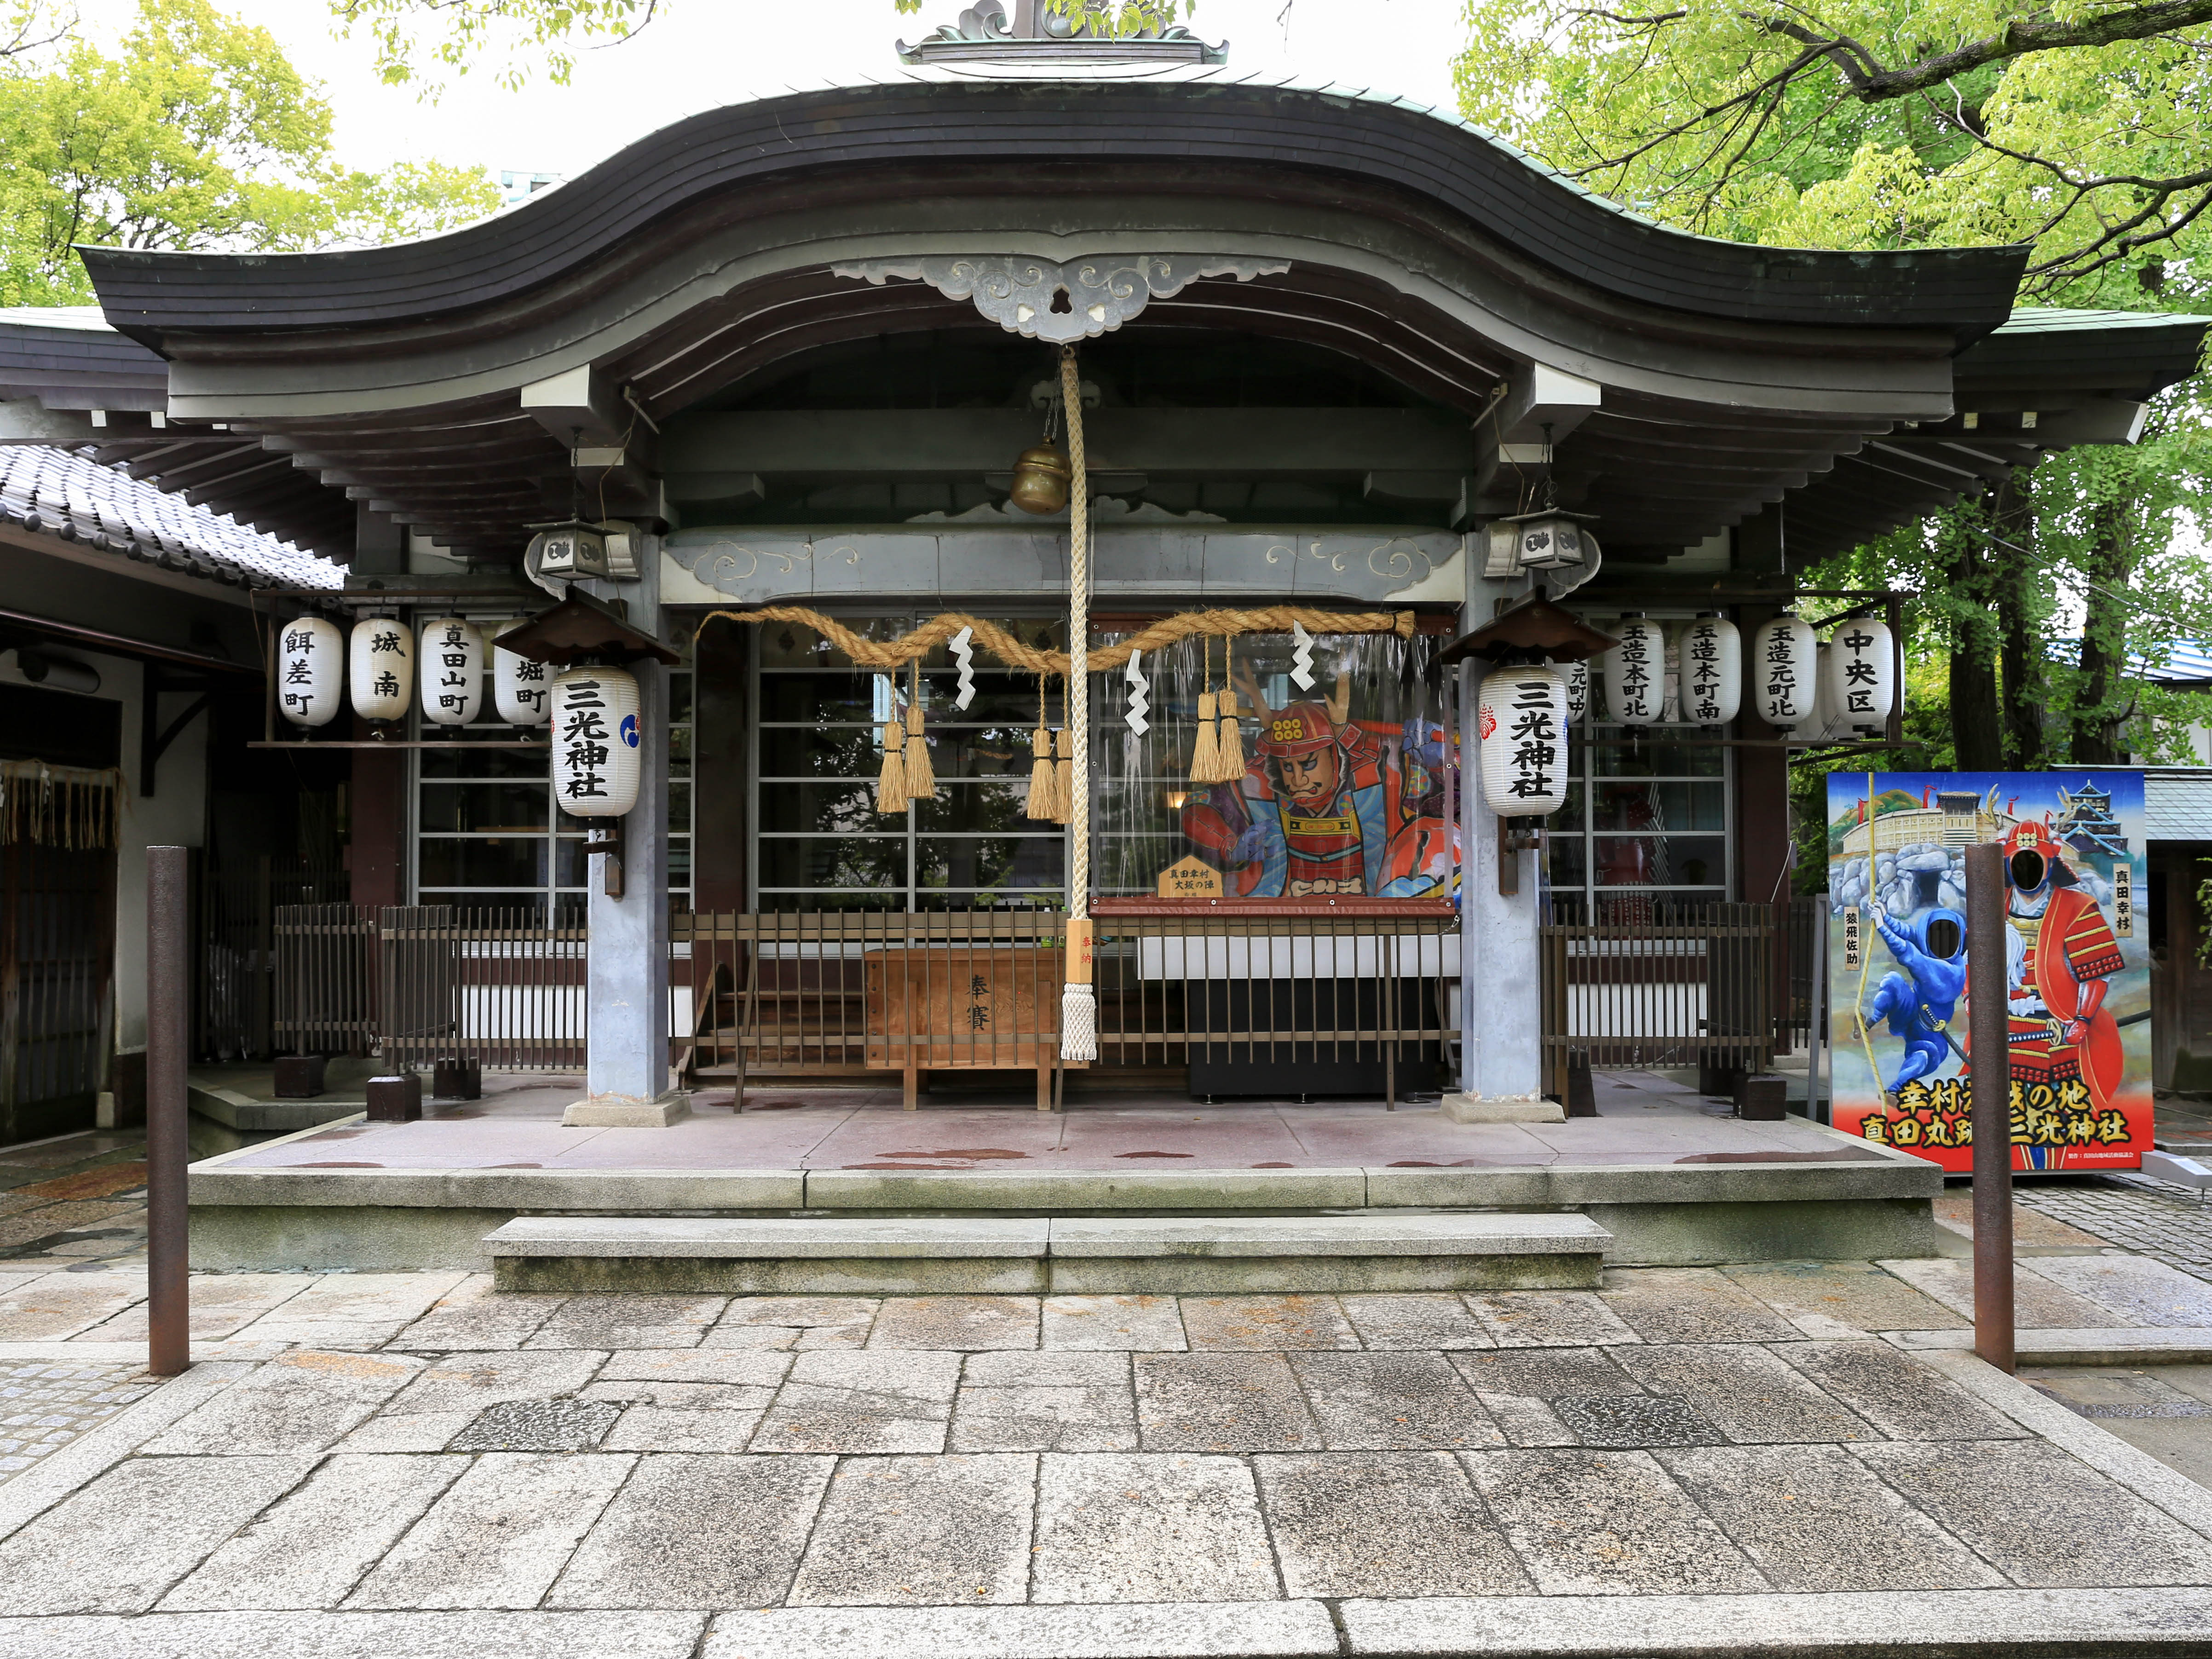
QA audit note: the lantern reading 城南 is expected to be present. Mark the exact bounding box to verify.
[492,620,551,726]
[277,616,341,727]
[1751,612,1817,726]
[1601,614,1665,726]
[1478,666,1569,816]
[1825,616,1896,732]
[1680,613,1741,726]
[419,618,486,726]
[348,618,413,722]
[552,666,641,817]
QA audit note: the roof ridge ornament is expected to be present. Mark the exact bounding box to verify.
[832,254,1289,343]
[898,0,1226,68]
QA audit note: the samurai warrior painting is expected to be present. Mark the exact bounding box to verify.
[1862,907,1968,1099]
[1994,818,2125,1112]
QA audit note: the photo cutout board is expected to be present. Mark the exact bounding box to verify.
[1826,771,2149,1173]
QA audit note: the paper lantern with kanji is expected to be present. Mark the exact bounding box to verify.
[348,618,413,721]
[1750,612,1817,726]
[276,616,341,727]
[1477,666,1569,816]
[419,617,485,726]
[1600,614,1665,726]
[1563,657,1589,725]
[491,619,551,726]
[552,666,641,818]
[1825,616,1896,731]
[1679,613,1741,726]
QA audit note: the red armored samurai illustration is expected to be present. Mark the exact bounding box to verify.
[1994,818,2126,1112]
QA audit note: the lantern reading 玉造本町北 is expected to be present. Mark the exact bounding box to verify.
[1601,614,1665,726]
[277,616,341,727]
[348,618,412,721]
[552,666,641,817]
[1478,666,1569,815]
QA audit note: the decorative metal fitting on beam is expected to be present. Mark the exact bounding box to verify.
[831,255,1290,344]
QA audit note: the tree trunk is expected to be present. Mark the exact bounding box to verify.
[1945,528,2003,770]
[1990,468,2046,770]
[2070,500,2135,765]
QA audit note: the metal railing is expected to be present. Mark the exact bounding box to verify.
[201,857,347,1060]
[1538,899,1774,1097]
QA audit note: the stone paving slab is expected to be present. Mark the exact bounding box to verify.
[788,1453,1036,1606]
[548,1452,830,1611]
[0,1609,712,1659]
[702,1602,1339,1659]
[0,1358,154,1478]
[1255,1452,1531,1599]
[1880,1256,2143,1330]
[1030,1453,1281,1604]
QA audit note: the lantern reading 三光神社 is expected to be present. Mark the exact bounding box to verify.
[349,618,412,721]
[1680,613,1741,726]
[1478,666,1569,816]
[1825,616,1896,732]
[552,666,641,817]
[1601,614,1665,726]
[277,616,341,727]
[1751,612,1817,726]
[492,620,551,725]
[419,617,485,726]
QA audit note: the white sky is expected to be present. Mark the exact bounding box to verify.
[73,0,1472,182]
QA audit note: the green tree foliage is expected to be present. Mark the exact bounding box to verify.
[0,0,500,306]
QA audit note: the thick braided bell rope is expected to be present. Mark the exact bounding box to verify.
[696,605,1413,672]
[1060,347,1098,1062]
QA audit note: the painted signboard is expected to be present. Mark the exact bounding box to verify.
[1826,771,2149,1173]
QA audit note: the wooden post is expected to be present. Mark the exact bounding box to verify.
[1965,841,2015,1372]
[146,845,190,1377]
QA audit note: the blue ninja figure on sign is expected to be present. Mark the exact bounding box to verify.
[1862,906,1968,1097]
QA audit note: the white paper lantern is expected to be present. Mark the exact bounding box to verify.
[1751,611,1817,726]
[1563,657,1589,724]
[1679,613,1742,726]
[348,617,413,722]
[1825,616,1896,731]
[1477,666,1569,816]
[491,619,552,726]
[552,665,641,818]
[275,616,341,727]
[1601,614,1665,726]
[419,617,486,726]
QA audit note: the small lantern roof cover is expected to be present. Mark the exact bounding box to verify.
[494,595,682,668]
[1436,595,1620,667]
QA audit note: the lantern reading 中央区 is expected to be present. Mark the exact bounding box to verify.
[1680,613,1741,726]
[492,620,551,726]
[419,617,486,726]
[1751,612,1817,726]
[277,616,341,727]
[349,618,412,721]
[1825,616,1896,731]
[552,666,641,817]
[1601,614,1665,726]
[1478,666,1569,816]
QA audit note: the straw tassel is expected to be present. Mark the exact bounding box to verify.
[1026,680,1056,821]
[1049,726,1073,823]
[1215,639,1246,780]
[901,661,935,800]
[1190,688,1221,783]
[875,681,910,815]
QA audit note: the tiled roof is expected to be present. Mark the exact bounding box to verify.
[0,444,344,592]
[2145,769,2212,841]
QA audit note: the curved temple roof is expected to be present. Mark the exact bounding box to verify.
[80,79,2025,340]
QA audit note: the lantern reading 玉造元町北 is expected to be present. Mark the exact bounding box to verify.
[552,666,641,817]
[276,616,341,727]
[1825,615,1896,731]
[348,618,413,721]
[1477,666,1569,816]
[1680,613,1741,726]
[419,618,486,726]
[1751,611,1817,726]
[492,620,551,726]
[1601,614,1664,726]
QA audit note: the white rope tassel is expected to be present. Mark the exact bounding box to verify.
[1060,346,1099,1063]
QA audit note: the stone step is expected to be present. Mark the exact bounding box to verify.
[484,1211,1612,1296]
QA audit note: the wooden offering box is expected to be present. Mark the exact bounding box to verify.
[864,944,1065,1110]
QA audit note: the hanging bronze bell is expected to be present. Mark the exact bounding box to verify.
[1008,444,1071,514]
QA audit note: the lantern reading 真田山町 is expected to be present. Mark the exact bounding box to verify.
[419,617,485,726]
[1478,666,1569,816]
[492,620,551,726]
[552,666,641,817]
[1680,613,1741,726]
[1825,616,1896,731]
[1601,614,1665,726]
[1751,612,1817,726]
[348,618,412,721]
[276,616,341,727]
